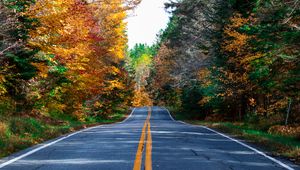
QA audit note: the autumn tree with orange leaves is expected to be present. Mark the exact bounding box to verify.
[150,0,299,125]
[0,0,139,120]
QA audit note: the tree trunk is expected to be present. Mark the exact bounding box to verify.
[285,98,292,125]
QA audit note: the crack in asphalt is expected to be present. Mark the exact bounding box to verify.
[0,107,297,170]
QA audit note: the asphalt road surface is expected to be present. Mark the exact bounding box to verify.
[0,107,299,170]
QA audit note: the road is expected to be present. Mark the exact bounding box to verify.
[0,107,298,170]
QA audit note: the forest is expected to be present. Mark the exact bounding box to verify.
[132,0,299,126]
[0,0,140,157]
[0,0,299,162]
[127,0,300,161]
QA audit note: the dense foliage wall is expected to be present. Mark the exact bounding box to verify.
[150,0,300,125]
[125,44,157,106]
[0,0,140,120]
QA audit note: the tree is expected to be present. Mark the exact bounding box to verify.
[126,44,155,106]
[0,0,37,112]
[150,0,300,124]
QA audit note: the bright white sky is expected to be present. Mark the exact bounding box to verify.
[126,0,170,49]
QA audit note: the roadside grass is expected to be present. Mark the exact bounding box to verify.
[171,111,300,164]
[0,110,129,158]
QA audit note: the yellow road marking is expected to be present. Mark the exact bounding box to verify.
[145,121,152,170]
[133,120,147,170]
[133,107,152,170]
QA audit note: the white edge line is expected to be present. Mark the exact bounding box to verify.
[202,126,294,170]
[118,108,135,124]
[163,107,176,121]
[0,108,136,169]
[163,108,295,170]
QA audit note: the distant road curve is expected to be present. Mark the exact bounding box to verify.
[0,107,298,170]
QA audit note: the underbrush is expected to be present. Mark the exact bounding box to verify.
[0,109,128,158]
[172,111,300,164]
[197,121,300,163]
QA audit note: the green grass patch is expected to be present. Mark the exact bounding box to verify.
[171,112,300,164]
[193,121,300,148]
[0,110,128,158]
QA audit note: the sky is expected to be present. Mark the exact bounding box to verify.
[126,0,170,49]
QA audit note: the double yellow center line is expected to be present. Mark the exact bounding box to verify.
[133,107,152,170]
